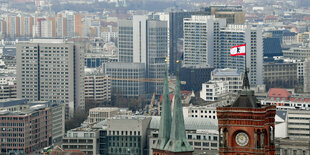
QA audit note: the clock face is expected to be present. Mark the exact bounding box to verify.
[235,132,249,146]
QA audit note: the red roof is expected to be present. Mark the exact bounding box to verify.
[268,88,291,98]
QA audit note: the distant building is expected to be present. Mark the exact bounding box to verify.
[168,11,197,74]
[118,15,168,95]
[16,39,85,118]
[180,65,214,92]
[283,47,310,60]
[214,25,263,86]
[102,62,145,97]
[263,37,282,57]
[85,53,118,68]
[199,6,245,24]
[263,62,298,89]
[183,15,226,67]
[303,58,310,93]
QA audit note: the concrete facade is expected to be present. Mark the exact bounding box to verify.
[16,39,85,118]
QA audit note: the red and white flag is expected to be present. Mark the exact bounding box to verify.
[230,44,246,56]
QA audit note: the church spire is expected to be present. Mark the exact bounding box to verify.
[155,58,172,150]
[164,60,193,152]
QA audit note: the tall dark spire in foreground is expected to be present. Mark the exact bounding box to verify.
[154,59,172,150]
[164,60,193,152]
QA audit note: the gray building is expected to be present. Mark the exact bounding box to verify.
[16,39,85,118]
[62,127,99,155]
[263,62,298,89]
[102,62,145,97]
[118,15,168,95]
[106,115,151,155]
[183,15,226,67]
[214,25,263,86]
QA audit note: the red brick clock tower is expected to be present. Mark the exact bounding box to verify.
[217,70,276,155]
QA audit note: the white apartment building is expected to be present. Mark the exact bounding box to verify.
[200,80,229,101]
[214,25,263,86]
[84,71,111,102]
[183,15,226,67]
[211,68,243,92]
[183,106,217,120]
[86,107,132,123]
[16,39,85,118]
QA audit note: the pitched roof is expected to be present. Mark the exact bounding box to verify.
[268,88,291,98]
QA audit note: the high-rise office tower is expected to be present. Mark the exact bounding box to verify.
[118,15,168,95]
[16,39,85,118]
[214,25,263,86]
[168,11,197,74]
[183,15,226,67]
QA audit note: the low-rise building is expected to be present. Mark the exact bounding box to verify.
[0,99,65,146]
[0,103,53,154]
[106,115,151,155]
[211,68,243,93]
[200,80,229,101]
[86,107,132,124]
[183,106,217,120]
[62,127,99,155]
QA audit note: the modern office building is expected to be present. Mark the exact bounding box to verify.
[214,25,263,86]
[16,39,85,118]
[118,15,168,95]
[183,15,226,67]
[102,62,145,97]
[168,11,197,74]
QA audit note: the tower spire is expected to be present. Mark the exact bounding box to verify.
[164,60,193,152]
[155,58,172,150]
